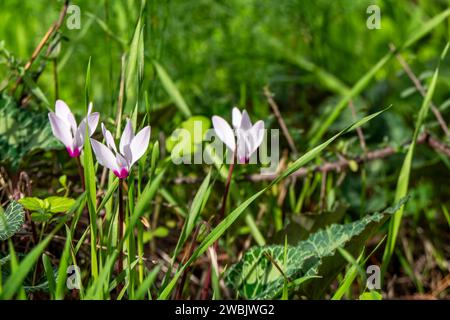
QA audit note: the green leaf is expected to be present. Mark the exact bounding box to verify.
[18,197,44,211]
[225,198,407,299]
[0,201,25,241]
[154,61,192,118]
[46,196,76,213]
[166,116,211,161]
[31,212,52,222]
[359,291,382,300]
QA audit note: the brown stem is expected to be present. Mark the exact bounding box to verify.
[201,155,236,299]
[172,132,450,184]
[264,86,299,157]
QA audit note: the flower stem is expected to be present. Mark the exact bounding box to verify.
[76,157,85,191]
[201,153,235,299]
[118,179,125,278]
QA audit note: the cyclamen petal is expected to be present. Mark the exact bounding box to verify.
[96,121,151,179]
[86,112,100,136]
[49,112,73,149]
[120,119,134,155]
[236,129,249,164]
[74,112,100,149]
[212,115,236,151]
[213,107,265,164]
[101,123,117,152]
[49,100,99,158]
[55,100,77,131]
[239,110,252,130]
[247,120,265,156]
[74,120,86,150]
[129,126,151,166]
[232,107,242,129]
[90,139,119,172]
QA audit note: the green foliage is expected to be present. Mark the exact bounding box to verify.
[0,201,24,241]
[359,291,382,300]
[154,61,192,118]
[166,115,211,157]
[0,94,59,170]
[225,198,408,299]
[19,196,75,223]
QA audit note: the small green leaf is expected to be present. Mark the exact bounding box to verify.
[359,291,382,300]
[46,196,76,213]
[348,160,358,172]
[31,212,52,222]
[166,116,211,154]
[18,197,44,211]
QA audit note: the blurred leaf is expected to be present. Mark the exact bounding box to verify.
[0,94,60,169]
[31,212,52,222]
[0,201,25,241]
[154,61,192,118]
[166,115,211,156]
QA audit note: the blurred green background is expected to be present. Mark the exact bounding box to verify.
[0,0,448,124]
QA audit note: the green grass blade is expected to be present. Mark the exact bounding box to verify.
[84,57,99,280]
[42,254,56,299]
[153,61,192,118]
[134,265,161,300]
[55,225,73,300]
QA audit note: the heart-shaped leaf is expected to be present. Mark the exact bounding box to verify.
[0,201,25,241]
[225,198,408,299]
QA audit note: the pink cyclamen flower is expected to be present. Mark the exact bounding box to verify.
[48,100,99,158]
[212,107,264,164]
[90,119,151,179]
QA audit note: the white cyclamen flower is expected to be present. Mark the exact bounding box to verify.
[48,100,99,158]
[90,119,151,179]
[212,107,264,164]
